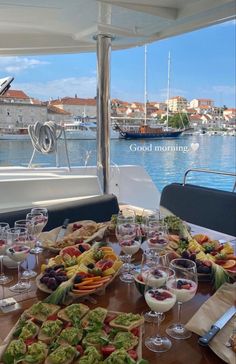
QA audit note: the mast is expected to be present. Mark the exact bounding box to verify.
[144,44,147,126]
[166,51,171,128]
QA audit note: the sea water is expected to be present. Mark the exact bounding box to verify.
[0,135,235,192]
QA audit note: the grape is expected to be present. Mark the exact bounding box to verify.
[189,253,196,261]
[181,251,190,259]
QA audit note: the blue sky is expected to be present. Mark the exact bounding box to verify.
[0,20,235,107]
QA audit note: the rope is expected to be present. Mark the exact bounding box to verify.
[28,121,63,154]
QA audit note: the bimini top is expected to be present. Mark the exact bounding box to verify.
[0,0,235,55]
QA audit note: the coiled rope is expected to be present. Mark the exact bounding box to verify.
[28,121,63,154]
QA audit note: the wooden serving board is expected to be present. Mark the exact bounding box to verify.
[68,267,121,299]
[0,308,143,363]
[41,220,109,253]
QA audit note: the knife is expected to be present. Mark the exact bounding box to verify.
[55,218,69,242]
[198,306,236,346]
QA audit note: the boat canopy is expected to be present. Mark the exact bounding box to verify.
[0,0,235,56]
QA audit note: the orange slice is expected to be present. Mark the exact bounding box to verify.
[104,253,117,261]
[76,283,103,290]
[71,288,94,294]
[222,260,236,269]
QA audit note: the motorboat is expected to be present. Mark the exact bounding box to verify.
[63,121,120,140]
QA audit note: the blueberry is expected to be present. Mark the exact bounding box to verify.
[78,245,86,253]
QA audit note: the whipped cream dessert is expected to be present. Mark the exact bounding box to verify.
[147,236,168,250]
[7,245,30,262]
[167,278,197,303]
[120,240,140,255]
[142,268,168,288]
[145,288,176,313]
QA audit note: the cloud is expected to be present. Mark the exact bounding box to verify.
[212,85,235,95]
[14,76,97,100]
[0,56,49,74]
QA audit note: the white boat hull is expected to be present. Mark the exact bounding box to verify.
[64,129,120,140]
[0,133,30,140]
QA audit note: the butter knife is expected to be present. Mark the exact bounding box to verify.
[198,306,236,346]
[55,218,69,242]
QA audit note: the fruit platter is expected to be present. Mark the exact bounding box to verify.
[163,216,236,289]
[0,301,147,364]
[41,220,109,252]
[36,245,123,302]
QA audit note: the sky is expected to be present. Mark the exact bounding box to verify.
[0,20,235,107]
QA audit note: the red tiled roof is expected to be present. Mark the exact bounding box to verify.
[51,97,96,106]
[47,105,71,115]
[0,89,29,99]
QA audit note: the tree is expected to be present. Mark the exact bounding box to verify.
[167,113,189,129]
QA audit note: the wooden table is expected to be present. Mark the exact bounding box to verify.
[0,234,233,364]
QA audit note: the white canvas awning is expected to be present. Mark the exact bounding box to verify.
[0,0,235,55]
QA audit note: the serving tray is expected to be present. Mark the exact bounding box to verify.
[0,307,143,364]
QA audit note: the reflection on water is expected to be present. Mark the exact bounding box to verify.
[0,135,235,192]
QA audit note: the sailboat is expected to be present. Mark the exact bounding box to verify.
[118,50,184,139]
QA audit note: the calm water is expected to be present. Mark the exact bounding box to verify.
[0,135,235,192]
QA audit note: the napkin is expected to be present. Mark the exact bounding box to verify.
[186,282,236,364]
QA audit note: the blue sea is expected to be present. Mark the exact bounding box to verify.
[0,135,235,193]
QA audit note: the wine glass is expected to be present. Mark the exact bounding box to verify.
[146,221,169,253]
[0,222,13,284]
[26,212,45,254]
[14,220,37,278]
[6,228,31,293]
[31,207,48,230]
[144,269,176,352]
[117,208,136,225]
[141,209,160,240]
[166,258,198,339]
[141,251,165,322]
[116,222,141,283]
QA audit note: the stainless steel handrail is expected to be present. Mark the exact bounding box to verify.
[183,168,236,192]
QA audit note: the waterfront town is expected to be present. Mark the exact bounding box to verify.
[0,89,235,135]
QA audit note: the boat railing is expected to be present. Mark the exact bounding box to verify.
[183,168,236,192]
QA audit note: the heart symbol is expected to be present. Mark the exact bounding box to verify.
[191,143,199,152]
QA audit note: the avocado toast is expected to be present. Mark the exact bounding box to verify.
[1,304,146,364]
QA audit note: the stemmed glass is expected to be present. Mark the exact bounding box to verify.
[26,212,46,254]
[116,222,141,283]
[141,252,167,322]
[117,209,136,225]
[140,209,159,240]
[166,258,198,339]
[0,222,13,284]
[146,221,169,253]
[6,228,31,293]
[14,220,37,278]
[31,208,48,229]
[144,268,176,352]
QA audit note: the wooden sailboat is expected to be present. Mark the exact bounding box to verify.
[118,50,184,139]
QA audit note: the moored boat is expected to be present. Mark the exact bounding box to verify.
[0,127,30,140]
[118,124,183,139]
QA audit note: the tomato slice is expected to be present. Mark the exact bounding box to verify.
[131,327,140,337]
[47,314,58,320]
[128,349,138,361]
[103,324,112,334]
[104,313,117,324]
[76,345,84,356]
[101,345,116,358]
[24,338,37,346]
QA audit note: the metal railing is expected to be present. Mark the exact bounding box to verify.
[183,168,236,192]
